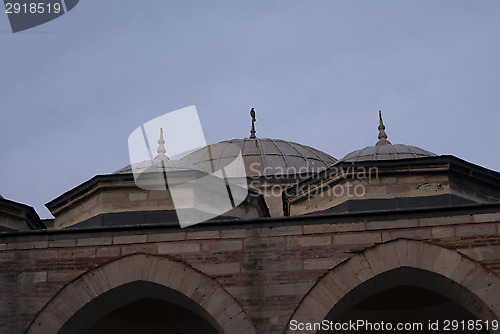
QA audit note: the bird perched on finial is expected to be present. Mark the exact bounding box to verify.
[250,108,257,139]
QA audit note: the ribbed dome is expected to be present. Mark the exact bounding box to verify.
[115,128,206,175]
[342,111,437,162]
[342,144,437,162]
[114,159,205,174]
[180,138,337,177]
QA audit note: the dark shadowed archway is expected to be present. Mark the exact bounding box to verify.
[26,253,256,334]
[319,267,492,334]
[286,239,500,334]
[59,281,221,334]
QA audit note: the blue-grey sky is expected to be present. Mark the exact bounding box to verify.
[1,1,499,218]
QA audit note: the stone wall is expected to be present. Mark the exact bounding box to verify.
[53,186,175,228]
[289,173,453,216]
[1,208,499,334]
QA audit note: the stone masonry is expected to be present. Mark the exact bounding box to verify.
[1,205,499,334]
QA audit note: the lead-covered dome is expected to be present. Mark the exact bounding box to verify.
[114,159,205,175]
[181,138,337,177]
[114,128,205,175]
[342,144,436,162]
[342,111,437,162]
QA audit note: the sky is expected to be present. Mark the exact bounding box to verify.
[1,1,499,219]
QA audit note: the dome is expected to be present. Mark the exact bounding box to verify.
[341,111,437,162]
[114,128,205,175]
[342,144,437,162]
[113,159,205,175]
[181,138,337,177]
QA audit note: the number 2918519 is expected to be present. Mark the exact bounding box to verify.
[5,2,62,14]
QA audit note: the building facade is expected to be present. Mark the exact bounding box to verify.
[1,114,499,334]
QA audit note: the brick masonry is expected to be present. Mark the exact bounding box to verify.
[1,211,500,334]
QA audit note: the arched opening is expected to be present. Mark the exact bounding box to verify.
[86,298,217,334]
[319,267,491,333]
[286,240,500,334]
[59,281,222,334]
[27,253,257,334]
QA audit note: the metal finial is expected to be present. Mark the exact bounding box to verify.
[249,108,256,139]
[376,110,391,146]
[154,128,170,160]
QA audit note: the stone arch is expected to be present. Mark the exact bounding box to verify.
[286,239,500,334]
[26,253,256,334]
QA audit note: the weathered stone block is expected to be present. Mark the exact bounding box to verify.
[147,232,186,242]
[472,213,500,224]
[286,235,331,249]
[195,262,240,275]
[81,195,98,212]
[389,228,432,240]
[189,278,219,304]
[31,249,58,259]
[363,243,399,275]
[58,247,96,258]
[321,270,351,301]
[150,259,177,287]
[177,270,204,297]
[458,245,500,262]
[209,240,242,252]
[303,256,349,270]
[18,271,47,283]
[432,247,463,277]
[201,287,233,320]
[128,191,147,201]
[223,311,255,334]
[366,218,419,230]
[333,232,381,245]
[431,226,456,238]
[77,237,112,247]
[148,190,171,200]
[302,224,336,234]
[48,239,76,248]
[419,215,471,227]
[260,225,302,237]
[47,270,86,282]
[7,240,48,250]
[262,282,312,297]
[96,246,121,257]
[186,230,221,240]
[456,223,497,237]
[121,244,157,255]
[291,294,330,327]
[157,242,201,254]
[221,228,255,239]
[113,234,147,245]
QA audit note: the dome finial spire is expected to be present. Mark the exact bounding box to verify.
[249,108,257,139]
[376,110,391,146]
[154,128,170,160]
